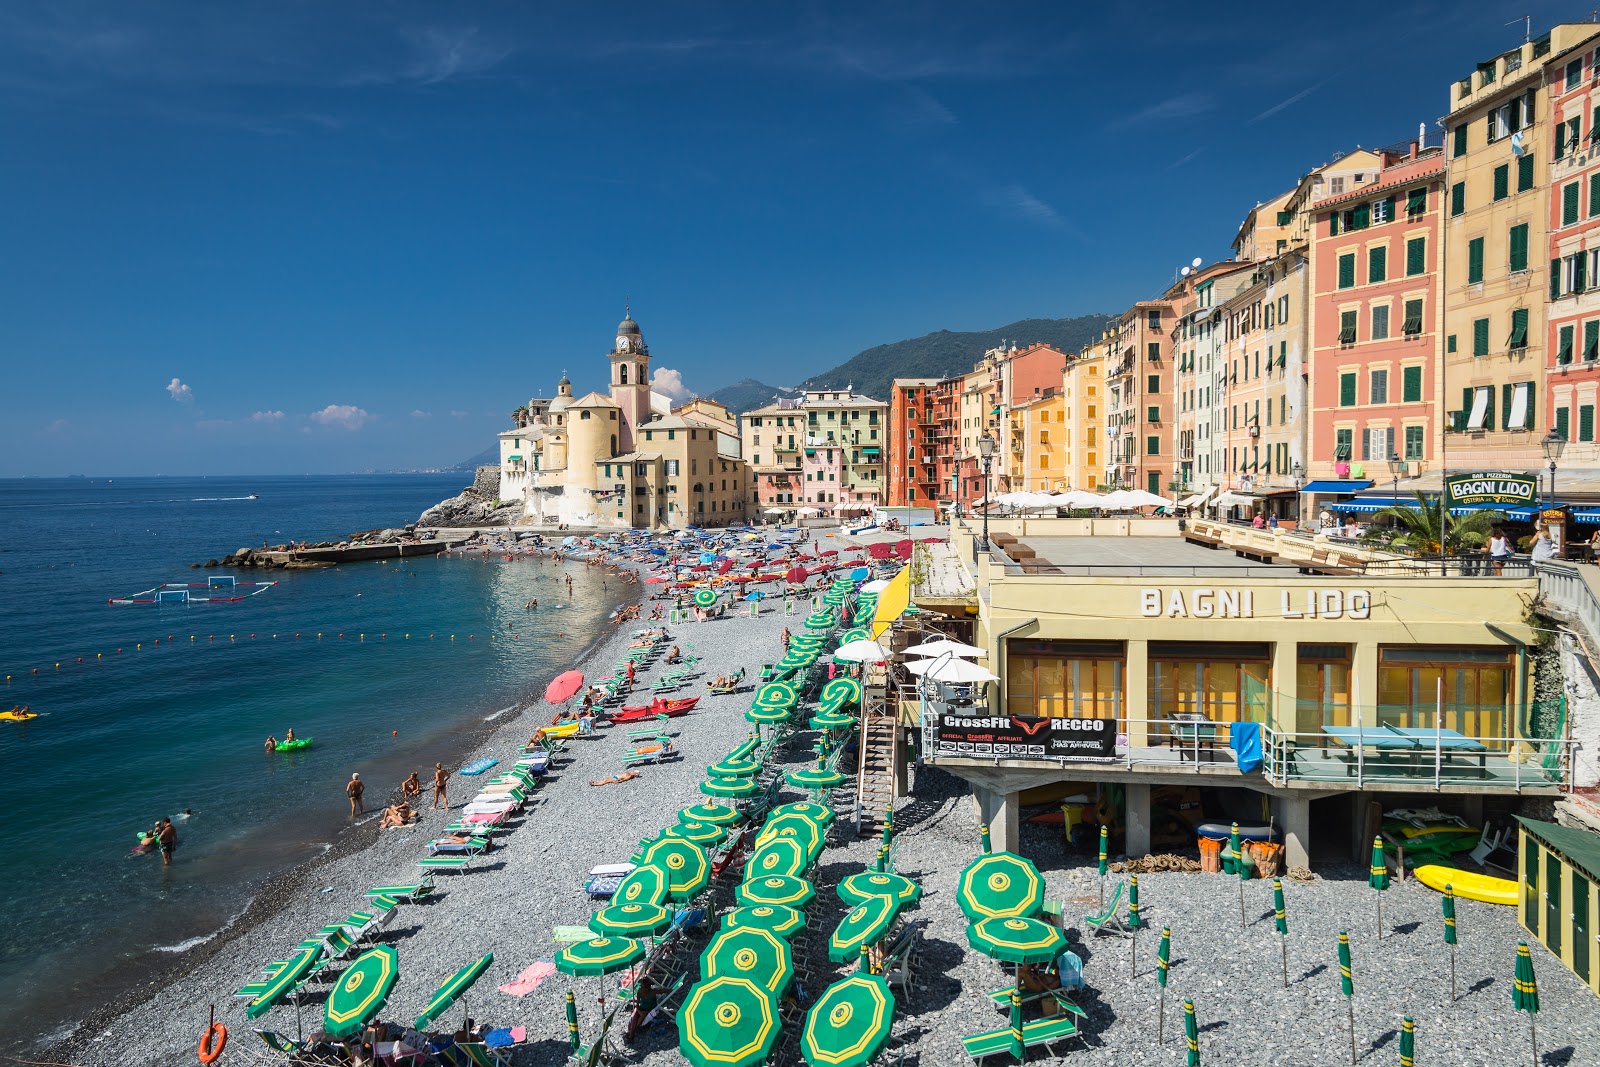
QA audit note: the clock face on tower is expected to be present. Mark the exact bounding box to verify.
[617,336,631,354]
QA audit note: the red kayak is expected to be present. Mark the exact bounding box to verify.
[612,697,700,723]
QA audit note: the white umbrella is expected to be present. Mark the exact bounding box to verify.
[764,507,789,515]
[859,578,891,593]
[833,639,892,663]
[903,638,987,659]
[1213,491,1254,509]
[902,658,999,683]
[795,507,821,516]
[1120,489,1174,508]
[1098,490,1134,509]
[1056,489,1104,509]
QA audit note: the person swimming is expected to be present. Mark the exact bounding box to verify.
[264,735,278,752]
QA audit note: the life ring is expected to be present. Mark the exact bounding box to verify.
[197,1022,227,1063]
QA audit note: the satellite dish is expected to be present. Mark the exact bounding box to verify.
[1191,257,1203,268]
[1180,266,1191,277]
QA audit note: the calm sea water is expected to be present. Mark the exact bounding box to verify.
[0,475,629,1051]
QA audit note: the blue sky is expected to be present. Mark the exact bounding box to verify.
[0,0,1584,475]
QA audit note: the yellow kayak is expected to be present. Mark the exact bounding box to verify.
[1413,864,1517,906]
[1,707,38,723]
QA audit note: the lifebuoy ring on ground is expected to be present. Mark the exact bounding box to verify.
[198,1022,227,1063]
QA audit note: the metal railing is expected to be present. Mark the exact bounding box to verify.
[1537,561,1600,648]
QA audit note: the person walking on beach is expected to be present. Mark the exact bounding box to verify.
[346,773,365,816]
[432,762,450,810]
[157,817,177,866]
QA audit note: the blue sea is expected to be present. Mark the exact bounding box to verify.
[0,475,630,1051]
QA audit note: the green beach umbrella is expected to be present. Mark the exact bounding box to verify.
[757,812,826,859]
[702,926,794,995]
[1514,941,1540,1066]
[1097,825,1109,905]
[1274,877,1289,988]
[1183,998,1199,1067]
[801,973,895,1067]
[1338,932,1356,1065]
[810,711,856,731]
[820,676,862,709]
[414,953,494,1030]
[748,835,811,879]
[1007,987,1025,1062]
[565,990,580,1054]
[678,974,780,1067]
[702,775,760,798]
[836,627,871,646]
[753,681,799,710]
[1129,874,1145,930]
[736,874,816,909]
[680,803,744,827]
[1399,1016,1415,1067]
[1157,926,1171,1045]
[709,755,761,778]
[828,895,901,962]
[614,864,669,907]
[745,705,793,725]
[590,902,674,939]
[965,915,1067,965]
[694,588,719,607]
[1443,883,1458,1001]
[725,905,806,940]
[980,823,992,854]
[555,936,645,978]
[1227,822,1242,876]
[640,835,711,901]
[324,945,399,1038]
[666,820,730,847]
[1233,823,1247,928]
[246,946,320,1020]
[957,851,1045,921]
[787,761,846,790]
[1369,835,1389,940]
[837,871,922,908]
[772,801,835,827]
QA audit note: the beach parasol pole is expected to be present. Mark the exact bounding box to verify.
[1399,1015,1415,1067]
[1273,878,1288,989]
[1442,884,1458,1002]
[1156,925,1171,1045]
[1128,875,1142,978]
[1098,825,1109,907]
[1231,822,1245,929]
[1369,835,1390,941]
[1183,998,1199,1067]
[1338,932,1356,1065]
[565,991,580,1056]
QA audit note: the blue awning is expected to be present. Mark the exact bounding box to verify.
[1576,509,1600,524]
[1334,496,1412,514]
[1301,479,1374,494]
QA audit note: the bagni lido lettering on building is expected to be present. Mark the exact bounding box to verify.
[1139,587,1373,619]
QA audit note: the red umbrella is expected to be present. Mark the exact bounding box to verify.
[545,670,585,705]
[786,566,809,583]
[868,543,893,559]
[895,539,914,560]
[691,565,711,572]
[820,549,839,556]
[717,560,734,575]
[645,576,668,584]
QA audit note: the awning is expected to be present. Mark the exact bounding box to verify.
[1334,496,1414,514]
[1301,480,1373,494]
[861,446,881,454]
[1576,509,1600,524]
[1178,485,1217,509]
[507,454,522,461]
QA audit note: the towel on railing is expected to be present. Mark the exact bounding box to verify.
[1231,722,1263,774]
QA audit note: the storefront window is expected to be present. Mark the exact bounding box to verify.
[1006,640,1124,721]
[1298,644,1352,728]
[1377,647,1512,741]
[1149,642,1271,731]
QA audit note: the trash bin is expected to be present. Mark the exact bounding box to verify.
[1199,836,1223,874]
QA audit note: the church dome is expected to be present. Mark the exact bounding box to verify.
[618,316,641,336]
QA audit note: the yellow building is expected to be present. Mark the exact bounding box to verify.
[1065,337,1111,490]
[913,518,1571,868]
[1442,25,1600,469]
[1010,388,1068,492]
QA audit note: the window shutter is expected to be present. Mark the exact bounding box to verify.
[1403,365,1422,402]
[1329,213,1340,237]
[1558,121,1568,159]
[1483,388,1494,431]
[1527,385,1536,435]
[1403,298,1424,335]
[1406,189,1425,216]
[1501,383,1513,429]
[1406,237,1425,276]
[1559,324,1575,364]
[1454,124,1467,156]
[1493,165,1509,200]
[1509,307,1529,348]
[1583,405,1596,442]
[1553,258,1564,299]
[1580,255,1590,294]
[1462,388,1474,428]
[1339,310,1357,345]
[1557,406,1571,441]
[1509,224,1529,272]
[1519,154,1535,192]
[1473,317,1490,356]
[1565,182,1582,225]
[1338,253,1355,289]
[1468,237,1484,282]
[1340,373,1356,406]
[1352,202,1369,229]
[1451,182,1465,216]
[1591,173,1600,217]
[1368,245,1386,282]
[1586,320,1599,360]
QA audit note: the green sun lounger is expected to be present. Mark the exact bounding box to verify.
[418,855,473,874]
[367,877,433,902]
[962,1013,1082,1062]
[983,987,1088,1018]
[1085,880,1132,939]
[553,924,595,943]
[447,1041,512,1066]
[254,1030,306,1055]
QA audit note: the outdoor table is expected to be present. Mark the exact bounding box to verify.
[1319,725,1489,777]
[1167,713,1220,761]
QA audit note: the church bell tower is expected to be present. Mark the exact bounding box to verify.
[609,309,652,452]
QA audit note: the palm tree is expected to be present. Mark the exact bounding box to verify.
[1363,491,1500,554]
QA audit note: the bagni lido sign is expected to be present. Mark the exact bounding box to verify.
[1140,588,1373,619]
[1443,472,1539,508]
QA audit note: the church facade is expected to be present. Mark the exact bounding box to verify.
[495,314,748,530]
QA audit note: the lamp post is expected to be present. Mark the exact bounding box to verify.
[976,433,997,562]
[1387,451,1404,501]
[1542,429,1567,515]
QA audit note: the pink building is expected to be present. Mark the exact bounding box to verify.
[1547,46,1600,461]
[1309,147,1446,483]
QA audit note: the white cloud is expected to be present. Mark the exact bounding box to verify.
[249,410,285,423]
[309,404,371,430]
[410,409,432,419]
[449,409,469,418]
[651,367,691,403]
[44,418,67,434]
[166,377,194,404]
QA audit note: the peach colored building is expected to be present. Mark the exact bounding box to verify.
[1545,37,1600,462]
[888,379,940,508]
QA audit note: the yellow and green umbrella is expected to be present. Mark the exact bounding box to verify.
[810,711,856,731]
[736,874,816,909]
[754,680,799,707]
[1183,998,1199,1067]
[1129,874,1144,931]
[678,975,779,1067]
[414,952,494,1030]
[957,851,1044,921]
[702,775,760,798]
[555,936,645,978]
[613,864,669,906]
[837,872,921,908]
[1338,932,1356,1065]
[245,945,320,1019]
[965,915,1066,965]
[701,926,794,995]
[1514,941,1540,1066]
[828,895,901,962]
[836,627,871,646]
[787,761,846,790]
[709,755,761,778]
[1274,878,1289,989]
[565,990,580,1054]
[819,676,862,711]
[800,973,895,1067]
[1157,926,1171,1045]
[1369,835,1389,940]
[1443,883,1457,1001]
[694,588,719,607]
[747,836,812,879]
[589,902,674,939]
[745,705,793,725]
[324,945,399,1038]
[1097,826,1109,904]
[756,813,826,861]
[665,821,729,847]
[1399,1016,1415,1067]
[680,803,744,827]
[771,801,835,827]
[724,905,806,940]
[640,835,711,901]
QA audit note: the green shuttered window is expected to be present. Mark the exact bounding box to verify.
[1405,236,1426,276]
[1565,182,1582,225]
[1450,182,1465,216]
[1473,317,1490,356]
[1337,253,1355,289]
[1586,320,1599,361]
[1508,307,1529,349]
[1509,224,1529,272]
[1493,164,1509,201]
[1519,154,1535,192]
[1403,298,1424,336]
[1368,246,1386,283]
[1583,406,1597,443]
[1339,310,1357,345]
[1339,372,1357,407]
[1453,124,1467,156]
[1559,324,1575,364]
[1557,407,1571,442]
[1467,237,1484,283]
[1402,365,1422,402]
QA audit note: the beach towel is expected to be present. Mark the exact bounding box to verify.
[498,961,556,997]
[484,1026,526,1048]
[1230,722,1263,774]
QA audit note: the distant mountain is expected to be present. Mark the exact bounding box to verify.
[798,315,1112,403]
[458,445,499,470]
[706,379,803,414]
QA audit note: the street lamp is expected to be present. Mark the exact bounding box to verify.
[1387,451,1404,502]
[976,433,997,562]
[1542,429,1567,514]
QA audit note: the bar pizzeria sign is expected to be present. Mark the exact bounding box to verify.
[1443,472,1539,508]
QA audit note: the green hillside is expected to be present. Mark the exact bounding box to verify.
[705,378,802,414]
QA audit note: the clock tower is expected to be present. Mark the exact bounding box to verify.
[609,310,652,452]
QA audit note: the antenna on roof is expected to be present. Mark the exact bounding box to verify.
[1506,14,1530,43]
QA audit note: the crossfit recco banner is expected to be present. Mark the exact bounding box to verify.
[935,712,1115,760]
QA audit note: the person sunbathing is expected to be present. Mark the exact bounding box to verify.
[667,645,682,663]
[379,803,416,829]
[590,770,642,787]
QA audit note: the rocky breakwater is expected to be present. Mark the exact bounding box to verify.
[198,527,437,569]
[416,478,521,528]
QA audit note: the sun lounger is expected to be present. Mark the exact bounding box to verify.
[429,835,493,856]
[254,1030,306,1055]
[367,877,434,902]
[447,1042,512,1067]
[418,855,473,874]
[553,925,597,943]
[962,1013,1083,1062]
[1086,880,1133,938]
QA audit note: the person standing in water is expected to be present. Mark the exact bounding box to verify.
[432,762,450,810]
[157,817,177,866]
[346,773,365,816]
